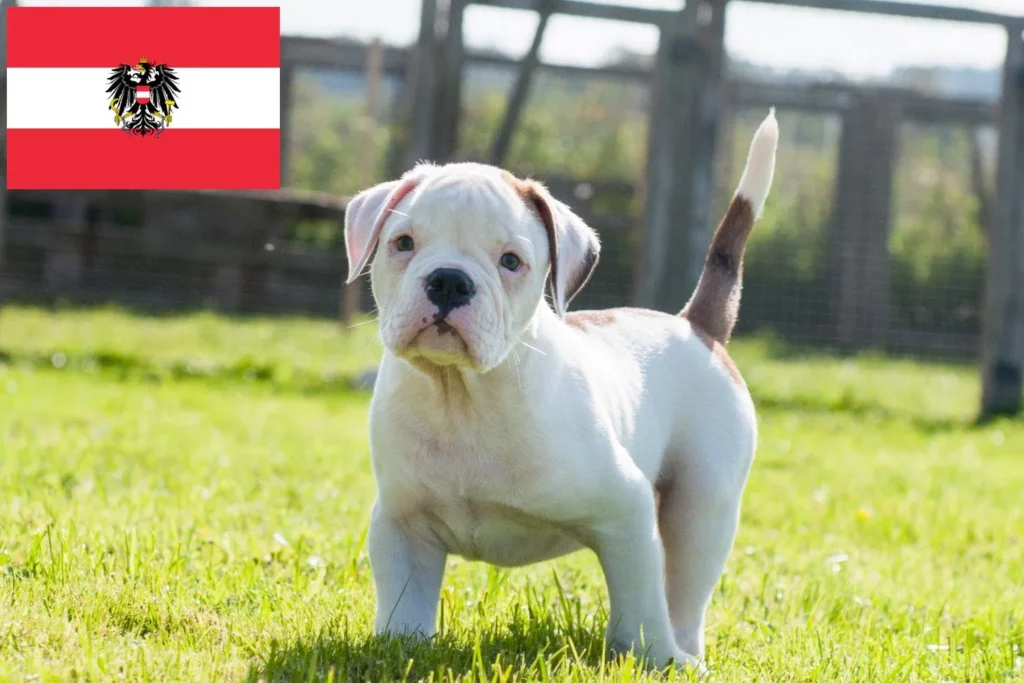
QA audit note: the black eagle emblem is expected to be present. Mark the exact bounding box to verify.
[106,58,181,136]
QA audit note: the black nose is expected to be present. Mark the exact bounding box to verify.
[425,268,475,317]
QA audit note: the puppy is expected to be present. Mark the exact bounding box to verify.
[344,111,778,668]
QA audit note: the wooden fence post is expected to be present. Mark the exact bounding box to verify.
[434,0,466,162]
[635,0,726,312]
[0,1,12,289]
[342,39,383,325]
[980,26,1024,419]
[280,64,295,187]
[405,0,439,169]
[403,0,463,166]
[45,195,88,294]
[831,91,897,350]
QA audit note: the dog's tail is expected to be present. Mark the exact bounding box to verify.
[682,109,779,345]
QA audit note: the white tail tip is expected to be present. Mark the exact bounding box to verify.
[734,108,779,218]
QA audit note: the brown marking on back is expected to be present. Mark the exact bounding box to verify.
[690,324,745,387]
[565,309,617,328]
[682,196,756,345]
[565,307,744,386]
[565,307,675,330]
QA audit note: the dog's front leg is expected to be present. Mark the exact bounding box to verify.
[368,502,447,638]
[590,476,693,669]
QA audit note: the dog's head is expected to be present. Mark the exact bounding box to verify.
[344,163,600,372]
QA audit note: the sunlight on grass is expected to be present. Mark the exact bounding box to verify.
[0,306,1021,681]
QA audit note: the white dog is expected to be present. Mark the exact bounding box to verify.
[344,111,778,669]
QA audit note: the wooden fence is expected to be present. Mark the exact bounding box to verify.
[1,189,356,316]
[0,0,1021,416]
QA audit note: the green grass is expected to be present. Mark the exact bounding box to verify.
[1,304,1022,682]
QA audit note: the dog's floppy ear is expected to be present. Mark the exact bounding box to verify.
[503,173,600,317]
[344,168,427,284]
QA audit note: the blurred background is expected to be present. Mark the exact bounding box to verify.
[0,0,1022,418]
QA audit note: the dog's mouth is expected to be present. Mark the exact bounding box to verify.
[406,317,469,363]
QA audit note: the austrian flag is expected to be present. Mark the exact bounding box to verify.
[6,7,281,190]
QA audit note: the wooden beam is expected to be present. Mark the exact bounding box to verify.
[405,0,439,167]
[731,80,997,125]
[479,0,1018,26]
[279,64,295,187]
[0,1,10,288]
[744,0,1017,27]
[44,195,88,293]
[831,93,898,351]
[468,51,648,80]
[434,0,468,162]
[276,32,997,133]
[635,0,728,312]
[970,127,994,241]
[281,36,407,75]
[490,0,559,165]
[900,96,997,126]
[471,0,671,25]
[342,39,383,326]
[730,80,851,113]
[832,95,897,350]
[980,28,1024,419]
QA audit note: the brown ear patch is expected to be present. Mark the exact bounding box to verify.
[501,171,561,306]
[502,171,599,311]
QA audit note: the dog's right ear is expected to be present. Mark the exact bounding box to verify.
[344,169,427,284]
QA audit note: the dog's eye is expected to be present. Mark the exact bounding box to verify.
[500,252,521,272]
[395,235,415,252]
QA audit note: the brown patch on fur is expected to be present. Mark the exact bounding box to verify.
[564,309,617,328]
[500,171,599,309]
[690,323,745,387]
[682,197,756,345]
[565,308,744,386]
[501,171,561,297]
[565,307,675,330]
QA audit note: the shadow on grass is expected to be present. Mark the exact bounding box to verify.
[246,625,610,682]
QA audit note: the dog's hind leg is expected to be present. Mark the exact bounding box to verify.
[657,436,754,658]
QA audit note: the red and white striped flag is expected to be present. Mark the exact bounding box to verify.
[6,6,281,190]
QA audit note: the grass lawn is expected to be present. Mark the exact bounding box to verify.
[0,305,1022,681]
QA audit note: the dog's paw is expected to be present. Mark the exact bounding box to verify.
[608,637,704,675]
[676,654,710,679]
[660,649,707,678]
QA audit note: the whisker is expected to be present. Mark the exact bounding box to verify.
[511,348,523,390]
[519,341,547,357]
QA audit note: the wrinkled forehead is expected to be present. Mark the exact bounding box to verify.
[403,169,536,244]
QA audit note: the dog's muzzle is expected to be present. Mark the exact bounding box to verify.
[425,268,476,319]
